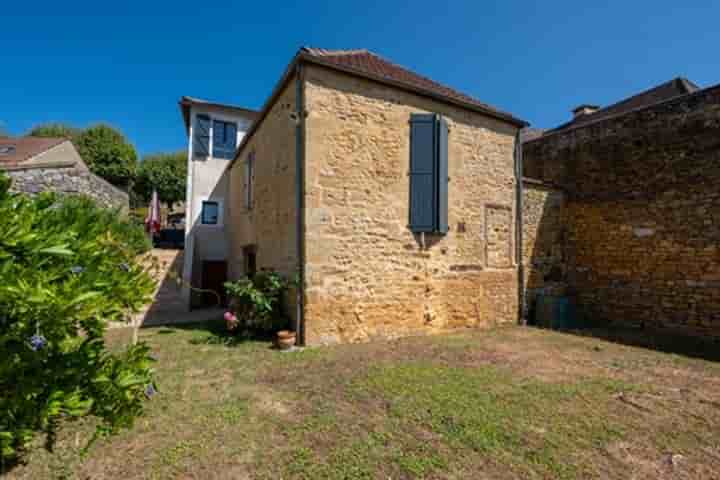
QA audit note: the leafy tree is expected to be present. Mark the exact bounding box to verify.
[27,123,82,140]
[0,173,156,465]
[75,125,138,188]
[134,151,187,208]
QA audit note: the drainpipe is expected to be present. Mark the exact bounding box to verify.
[294,63,306,344]
[515,129,526,325]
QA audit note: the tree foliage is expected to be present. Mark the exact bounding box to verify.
[134,151,187,207]
[75,125,138,188]
[0,173,156,464]
[27,123,82,141]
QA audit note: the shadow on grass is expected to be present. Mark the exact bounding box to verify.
[148,319,275,348]
[548,325,720,363]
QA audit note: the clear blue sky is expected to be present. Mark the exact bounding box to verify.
[2,1,718,156]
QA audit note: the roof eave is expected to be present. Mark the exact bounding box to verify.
[297,52,528,127]
[524,81,720,145]
[179,96,260,135]
[229,49,528,169]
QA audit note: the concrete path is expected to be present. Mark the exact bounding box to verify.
[124,249,224,328]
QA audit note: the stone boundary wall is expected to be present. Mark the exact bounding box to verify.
[521,179,566,317]
[523,84,720,335]
[6,163,129,212]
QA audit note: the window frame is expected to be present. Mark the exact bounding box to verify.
[212,119,238,159]
[191,112,239,161]
[200,200,221,226]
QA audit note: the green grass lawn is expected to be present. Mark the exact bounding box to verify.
[7,323,720,479]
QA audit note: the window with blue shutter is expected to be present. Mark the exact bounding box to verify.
[193,114,210,159]
[212,120,237,159]
[409,113,449,234]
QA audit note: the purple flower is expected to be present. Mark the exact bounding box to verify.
[29,334,47,351]
[70,265,84,274]
[144,384,156,399]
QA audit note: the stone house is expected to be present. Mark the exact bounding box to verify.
[0,136,128,210]
[522,78,720,336]
[213,47,527,345]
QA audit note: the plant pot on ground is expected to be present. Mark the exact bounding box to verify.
[276,330,296,350]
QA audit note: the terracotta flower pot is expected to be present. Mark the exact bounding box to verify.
[276,330,296,350]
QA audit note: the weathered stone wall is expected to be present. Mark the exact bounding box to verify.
[521,179,566,315]
[523,85,720,335]
[7,164,129,211]
[303,64,521,345]
[227,77,298,321]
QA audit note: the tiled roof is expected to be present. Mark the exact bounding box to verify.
[519,127,546,144]
[0,137,68,168]
[300,47,527,126]
[548,77,700,134]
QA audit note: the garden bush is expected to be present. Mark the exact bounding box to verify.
[0,173,156,465]
[224,271,292,334]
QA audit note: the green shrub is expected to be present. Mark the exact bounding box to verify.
[224,271,291,334]
[0,173,156,464]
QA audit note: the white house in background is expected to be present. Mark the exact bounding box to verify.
[179,96,258,308]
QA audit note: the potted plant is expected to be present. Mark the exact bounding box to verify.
[224,270,292,346]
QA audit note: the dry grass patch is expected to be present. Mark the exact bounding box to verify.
[5,322,720,479]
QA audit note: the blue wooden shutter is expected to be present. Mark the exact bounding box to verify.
[436,116,449,234]
[409,114,437,232]
[194,115,210,158]
[212,120,224,157]
[226,122,237,153]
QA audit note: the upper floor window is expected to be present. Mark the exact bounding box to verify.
[213,120,238,159]
[192,115,238,160]
[408,113,449,234]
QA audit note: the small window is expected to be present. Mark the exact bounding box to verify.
[201,201,219,225]
[244,152,254,210]
[243,245,257,277]
[212,120,237,159]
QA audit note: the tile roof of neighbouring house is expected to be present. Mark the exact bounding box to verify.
[519,127,547,144]
[547,77,701,135]
[0,137,68,168]
[299,47,528,127]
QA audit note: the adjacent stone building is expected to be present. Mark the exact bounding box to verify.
[0,137,128,210]
[522,78,720,336]
[224,47,527,345]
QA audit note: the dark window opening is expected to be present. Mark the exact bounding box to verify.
[243,245,257,277]
[201,201,219,224]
